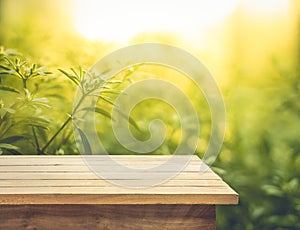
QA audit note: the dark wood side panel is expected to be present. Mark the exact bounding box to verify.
[0,204,215,230]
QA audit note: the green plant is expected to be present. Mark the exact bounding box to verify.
[0,48,52,154]
[0,48,135,155]
[215,63,300,230]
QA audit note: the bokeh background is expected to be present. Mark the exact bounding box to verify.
[0,0,299,229]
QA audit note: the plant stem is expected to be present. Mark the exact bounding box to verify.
[40,94,86,154]
[22,79,27,89]
[41,116,71,154]
[55,130,73,153]
[32,126,43,155]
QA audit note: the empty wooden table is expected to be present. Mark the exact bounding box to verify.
[0,155,238,229]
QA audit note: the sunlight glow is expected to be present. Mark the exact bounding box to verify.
[242,0,289,14]
[73,0,239,43]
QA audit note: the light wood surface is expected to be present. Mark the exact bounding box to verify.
[0,155,238,205]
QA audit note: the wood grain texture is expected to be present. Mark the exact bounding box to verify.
[0,204,216,230]
[0,155,238,205]
[0,156,237,229]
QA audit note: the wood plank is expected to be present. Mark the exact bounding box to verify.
[0,161,208,166]
[0,179,225,187]
[0,164,213,172]
[0,193,238,205]
[0,155,200,160]
[0,172,221,180]
[0,155,238,229]
[0,160,207,168]
[0,155,201,159]
[0,204,216,230]
[0,155,202,165]
[0,186,236,194]
[0,155,239,205]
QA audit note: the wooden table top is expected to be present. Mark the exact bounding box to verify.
[0,155,238,205]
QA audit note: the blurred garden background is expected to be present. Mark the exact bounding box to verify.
[0,0,299,229]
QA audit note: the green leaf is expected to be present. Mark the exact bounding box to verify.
[31,63,37,72]
[94,107,112,119]
[101,90,121,94]
[29,124,50,130]
[115,108,140,131]
[80,107,112,120]
[32,97,49,103]
[43,93,65,100]
[128,115,140,131]
[2,49,21,57]
[76,127,92,154]
[0,143,19,150]
[32,97,51,108]
[0,64,10,71]
[23,88,31,99]
[81,107,140,131]
[79,67,83,80]
[0,136,25,143]
[70,68,80,79]
[211,166,226,175]
[98,95,116,106]
[58,69,80,86]
[108,80,122,84]
[0,85,20,94]
[20,117,50,129]
[6,148,22,155]
[262,184,284,197]
[36,126,48,143]
[3,56,15,68]
[30,117,50,124]
[4,108,16,114]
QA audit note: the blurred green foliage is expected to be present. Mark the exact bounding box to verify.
[0,0,299,229]
[215,63,300,229]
